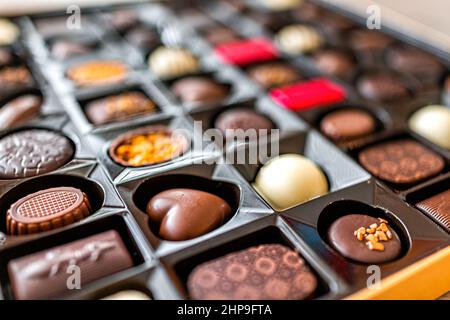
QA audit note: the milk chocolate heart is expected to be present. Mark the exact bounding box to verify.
[146,188,232,241]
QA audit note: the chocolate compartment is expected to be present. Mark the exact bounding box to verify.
[161,215,339,299]
[281,179,449,289]
[0,212,147,300]
[133,173,240,240]
[117,162,273,257]
[316,199,411,262]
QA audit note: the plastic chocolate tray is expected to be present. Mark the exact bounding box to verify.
[0,0,449,300]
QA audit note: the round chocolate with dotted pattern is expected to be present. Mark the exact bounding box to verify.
[6,187,92,235]
[0,129,74,179]
[187,244,317,300]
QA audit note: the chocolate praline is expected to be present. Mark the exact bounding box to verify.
[188,244,318,300]
[313,49,355,78]
[146,188,232,241]
[416,189,450,232]
[0,129,74,179]
[357,72,409,102]
[248,62,301,89]
[348,29,393,52]
[125,27,160,51]
[51,39,93,60]
[203,26,240,45]
[214,108,274,137]
[0,48,13,67]
[0,94,42,130]
[171,76,229,106]
[358,139,445,185]
[328,214,402,264]
[320,109,376,142]
[385,45,444,78]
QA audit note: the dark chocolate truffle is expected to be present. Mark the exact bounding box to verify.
[328,214,402,264]
[313,49,355,78]
[358,139,445,185]
[357,72,409,102]
[188,244,318,300]
[385,45,444,78]
[0,94,42,130]
[0,129,74,179]
[248,62,301,89]
[7,187,92,235]
[0,65,32,91]
[215,108,274,137]
[85,92,157,125]
[125,27,159,51]
[416,189,450,232]
[203,26,240,45]
[320,109,376,142]
[146,188,232,241]
[171,76,229,106]
[51,39,92,60]
[0,48,13,67]
[348,29,394,52]
[8,230,133,300]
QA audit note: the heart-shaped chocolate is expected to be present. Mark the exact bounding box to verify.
[146,188,232,241]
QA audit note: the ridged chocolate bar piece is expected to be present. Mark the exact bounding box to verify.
[8,230,133,300]
[416,189,450,232]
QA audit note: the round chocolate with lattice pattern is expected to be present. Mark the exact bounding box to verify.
[358,139,444,185]
[187,244,317,300]
[7,187,92,235]
[0,129,74,179]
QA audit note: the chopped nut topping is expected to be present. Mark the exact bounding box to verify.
[353,217,394,252]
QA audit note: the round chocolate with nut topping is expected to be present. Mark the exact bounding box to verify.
[328,214,402,264]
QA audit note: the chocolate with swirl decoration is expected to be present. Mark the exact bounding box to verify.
[7,230,133,300]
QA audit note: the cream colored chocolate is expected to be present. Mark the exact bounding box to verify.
[276,24,323,54]
[261,0,304,11]
[148,46,199,79]
[0,19,20,45]
[102,290,151,300]
[409,105,450,150]
[253,154,328,211]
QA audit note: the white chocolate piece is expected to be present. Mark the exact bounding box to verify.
[0,19,20,45]
[276,24,323,54]
[253,154,328,211]
[102,290,151,300]
[261,0,304,11]
[409,105,450,150]
[148,46,199,79]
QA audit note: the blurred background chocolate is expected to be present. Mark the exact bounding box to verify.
[66,60,128,87]
[276,24,323,54]
[146,188,232,241]
[188,244,318,300]
[248,61,302,89]
[0,94,42,130]
[6,186,92,235]
[50,39,93,60]
[0,66,33,92]
[85,91,157,125]
[214,108,274,137]
[0,129,74,179]
[102,290,151,300]
[202,25,240,45]
[356,71,410,102]
[0,19,20,45]
[109,9,138,33]
[320,108,376,142]
[0,48,14,67]
[148,46,199,79]
[8,230,133,300]
[171,76,230,107]
[409,105,450,150]
[124,26,160,52]
[312,48,355,79]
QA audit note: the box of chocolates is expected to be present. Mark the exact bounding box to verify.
[0,0,449,301]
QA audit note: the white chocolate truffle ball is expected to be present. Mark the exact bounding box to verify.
[148,46,199,79]
[409,105,450,150]
[261,0,304,11]
[102,290,151,300]
[253,154,328,211]
[0,19,20,45]
[276,24,323,54]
